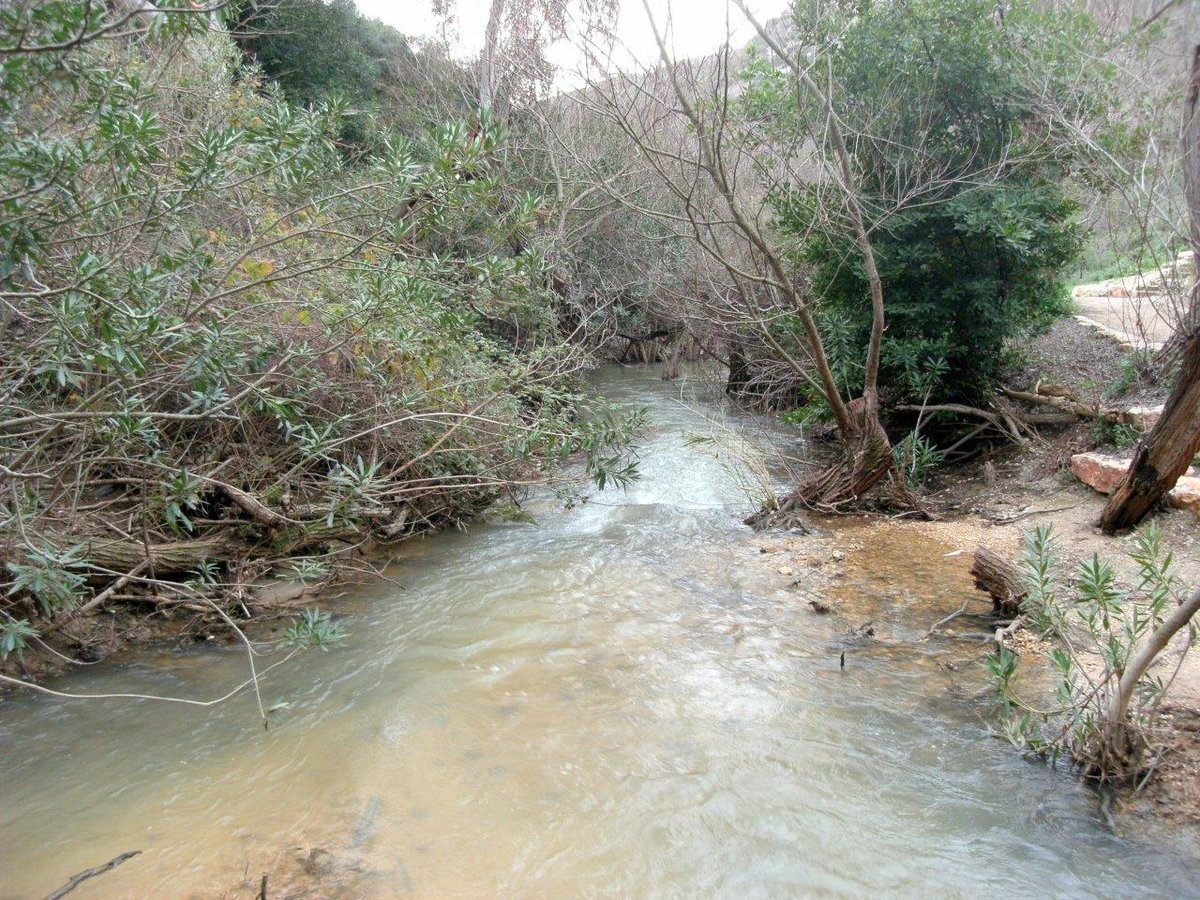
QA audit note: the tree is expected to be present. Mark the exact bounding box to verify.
[574,0,1103,512]
[239,0,382,106]
[1099,38,1200,534]
[453,0,617,117]
[753,0,1094,406]
[234,0,473,145]
[0,3,637,673]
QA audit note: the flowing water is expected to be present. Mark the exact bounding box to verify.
[1,366,1197,898]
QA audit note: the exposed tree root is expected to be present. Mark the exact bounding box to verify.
[746,397,902,528]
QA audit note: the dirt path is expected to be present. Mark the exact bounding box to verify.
[1073,292,1177,348]
[1072,252,1194,349]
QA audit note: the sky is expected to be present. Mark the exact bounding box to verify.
[353,0,791,77]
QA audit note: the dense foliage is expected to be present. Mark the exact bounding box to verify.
[746,0,1102,404]
[0,3,630,648]
[234,0,470,147]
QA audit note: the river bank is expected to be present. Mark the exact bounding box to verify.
[753,450,1200,839]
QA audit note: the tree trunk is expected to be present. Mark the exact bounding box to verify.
[1099,324,1200,532]
[746,396,892,527]
[1157,42,1200,376]
[479,0,506,116]
[1099,584,1200,774]
[970,546,1026,618]
[1099,43,1200,534]
[662,340,683,380]
[793,394,892,506]
[726,340,751,397]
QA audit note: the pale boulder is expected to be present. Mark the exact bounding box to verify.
[1169,479,1200,515]
[1070,452,1200,515]
[1070,453,1131,494]
[1127,405,1164,431]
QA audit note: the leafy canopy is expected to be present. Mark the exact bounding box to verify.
[745,0,1108,403]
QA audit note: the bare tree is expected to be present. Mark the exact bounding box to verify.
[463,0,617,116]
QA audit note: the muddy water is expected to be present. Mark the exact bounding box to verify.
[1,366,1197,898]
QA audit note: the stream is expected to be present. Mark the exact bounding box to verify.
[1,366,1197,898]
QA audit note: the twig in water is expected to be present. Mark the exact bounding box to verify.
[921,602,969,641]
[45,850,141,899]
[0,650,301,708]
[994,616,1027,647]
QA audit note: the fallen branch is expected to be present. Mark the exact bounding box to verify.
[994,615,1027,647]
[920,602,969,640]
[998,385,1141,427]
[71,517,371,578]
[45,850,142,900]
[987,504,1078,525]
[897,402,1030,444]
[43,560,151,633]
[0,648,301,707]
[215,482,295,529]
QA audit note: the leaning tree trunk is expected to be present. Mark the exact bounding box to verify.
[1098,584,1200,774]
[1099,44,1200,534]
[1099,324,1200,532]
[1157,42,1200,377]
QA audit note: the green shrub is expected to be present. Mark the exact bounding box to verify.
[892,431,942,489]
[233,0,469,148]
[990,524,1190,780]
[1109,348,1155,397]
[747,0,1104,404]
[0,6,634,627]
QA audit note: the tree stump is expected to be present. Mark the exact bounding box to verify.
[970,546,1025,618]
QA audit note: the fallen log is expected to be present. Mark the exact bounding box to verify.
[970,546,1026,618]
[82,535,237,573]
[75,520,366,577]
[998,385,1141,427]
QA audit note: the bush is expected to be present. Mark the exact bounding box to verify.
[0,6,633,630]
[754,0,1103,404]
[233,0,469,149]
[990,524,1194,781]
[238,0,382,108]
